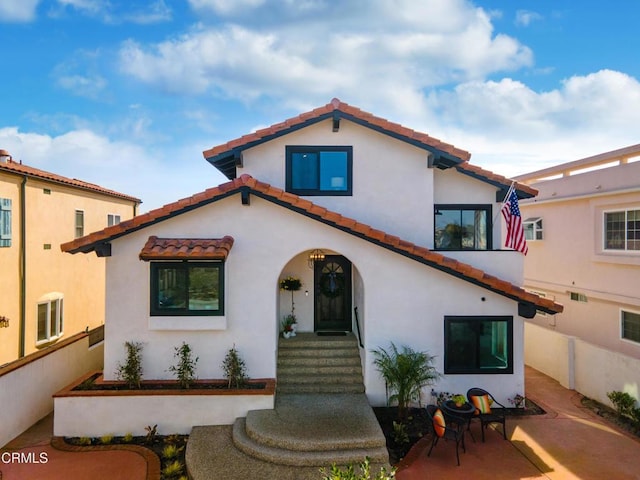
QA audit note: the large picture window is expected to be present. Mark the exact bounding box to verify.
[37,294,64,344]
[150,262,224,316]
[444,316,513,374]
[286,146,352,196]
[434,205,491,250]
[605,209,640,251]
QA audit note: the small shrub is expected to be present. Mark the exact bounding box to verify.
[221,345,248,388]
[116,341,144,389]
[123,432,134,443]
[162,443,183,460]
[391,421,409,445]
[607,391,640,423]
[100,434,114,445]
[162,460,184,478]
[77,437,92,446]
[319,456,396,480]
[145,424,158,445]
[168,342,198,389]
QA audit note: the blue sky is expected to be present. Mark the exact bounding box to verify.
[1,0,639,211]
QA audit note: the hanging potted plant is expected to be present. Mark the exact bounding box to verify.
[279,276,301,332]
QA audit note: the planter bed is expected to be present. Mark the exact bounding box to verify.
[53,370,275,437]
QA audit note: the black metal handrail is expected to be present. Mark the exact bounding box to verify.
[353,306,364,348]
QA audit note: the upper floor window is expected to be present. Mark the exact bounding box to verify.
[621,310,640,343]
[434,205,491,250]
[75,210,84,238]
[37,293,64,345]
[0,198,11,247]
[150,261,224,316]
[444,315,513,374]
[107,213,121,227]
[286,146,352,196]
[604,209,640,251]
[524,217,543,241]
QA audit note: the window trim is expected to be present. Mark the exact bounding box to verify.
[36,293,64,346]
[0,197,11,247]
[621,308,640,344]
[150,261,225,317]
[75,209,85,239]
[285,145,353,196]
[523,217,543,241]
[603,207,640,252]
[444,315,513,375]
[434,204,493,251]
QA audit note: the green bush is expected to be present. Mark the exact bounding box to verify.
[371,343,440,420]
[391,421,409,445]
[320,457,396,480]
[116,341,143,389]
[168,342,198,389]
[221,345,248,388]
[607,391,640,423]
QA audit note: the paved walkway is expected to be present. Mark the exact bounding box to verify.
[2,366,640,479]
[396,366,640,479]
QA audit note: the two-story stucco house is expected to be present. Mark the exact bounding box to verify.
[0,150,140,366]
[515,145,640,361]
[61,99,562,410]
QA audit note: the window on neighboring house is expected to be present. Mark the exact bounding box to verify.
[434,205,491,250]
[524,217,543,241]
[75,210,84,238]
[604,209,640,251]
[444,316,513,374]
[150,261,224,316]
[37,294,64,344]
[621,310,640,343]
[0,198,11,247]
[286,146,352,196]
[569,292,588,302]
[107,213,121,227]
[527,289,548,317]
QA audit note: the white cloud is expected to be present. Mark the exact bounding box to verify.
[515,10,543,27]
[0,127,226,212]
[0,0,40,22]
[124,0,172,24]
[188,0,266,15]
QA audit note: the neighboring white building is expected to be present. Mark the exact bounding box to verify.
[62,99,561,407]
[515,145,640,360]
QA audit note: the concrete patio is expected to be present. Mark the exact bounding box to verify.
[2,366,640,479]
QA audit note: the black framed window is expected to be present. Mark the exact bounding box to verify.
[150,262,224,316]
[434,205,491,250]
[604,209,640,251]
[622,310,640,343]
[286,146,352,196]
[444,316,513,374]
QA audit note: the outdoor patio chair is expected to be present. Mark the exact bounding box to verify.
[467,387,507,442]
[426,404,466,466]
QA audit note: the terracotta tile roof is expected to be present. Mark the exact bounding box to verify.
[0,159,141,203]
[61,174,562,315]
[139,236,234,261]
[202,98,535,197]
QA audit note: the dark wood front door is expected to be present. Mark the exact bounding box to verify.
[314,255,352,332]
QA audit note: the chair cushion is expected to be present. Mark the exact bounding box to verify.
[471,394,492,414]
[433,409,446,437]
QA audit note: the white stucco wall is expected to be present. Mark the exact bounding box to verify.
[237,119,435,246]
[103,192,524,406]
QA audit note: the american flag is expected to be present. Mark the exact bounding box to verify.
[501,188,528,255]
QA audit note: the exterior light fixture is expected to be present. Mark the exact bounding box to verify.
[308,249,325,268]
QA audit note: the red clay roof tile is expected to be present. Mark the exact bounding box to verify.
[61,173,562,314]
[0,159,140,203]
[139,236,234,261]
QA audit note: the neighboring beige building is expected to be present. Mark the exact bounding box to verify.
[515,145,640,360]
[0,149,140,365]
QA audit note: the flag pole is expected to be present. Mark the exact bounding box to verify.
[493,181,516,224]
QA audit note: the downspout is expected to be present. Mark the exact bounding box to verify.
[19,175,26,358]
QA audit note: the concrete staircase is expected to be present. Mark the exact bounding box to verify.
[276,332,365,394]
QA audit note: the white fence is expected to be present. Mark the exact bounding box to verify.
[0,332,103,448]
[524,322,640,406]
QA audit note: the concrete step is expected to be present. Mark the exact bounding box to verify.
[277,383,365,394]
[277,347,360,358]
[278,355,362,367]
[277,364,362,376]
[278,373,363,385]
